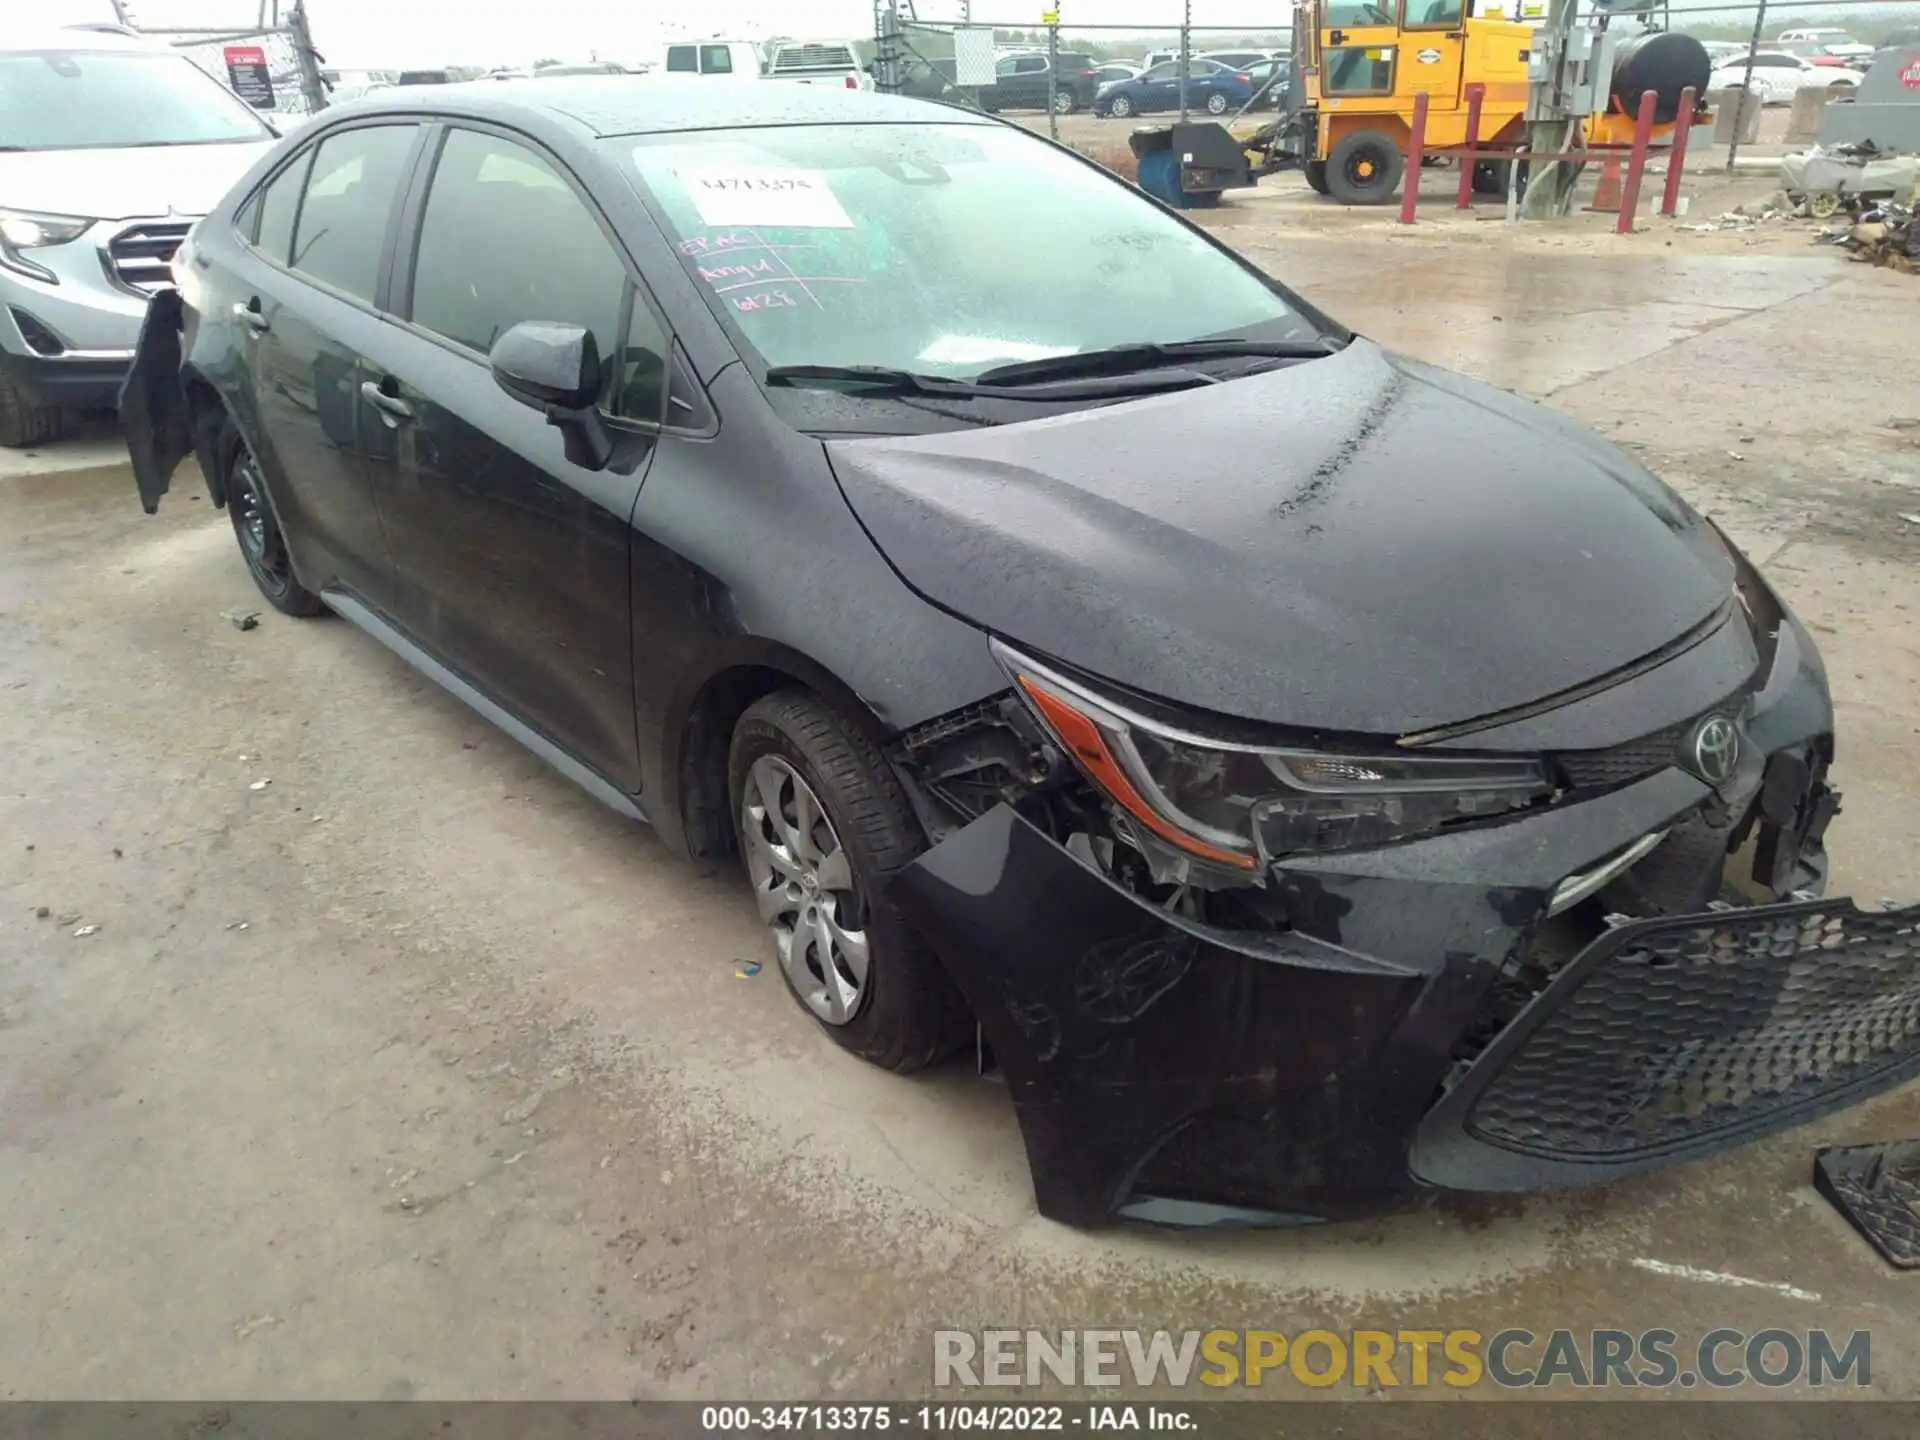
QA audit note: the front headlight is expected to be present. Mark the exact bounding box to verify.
[0,209,94,284]
[997,642,1552,872]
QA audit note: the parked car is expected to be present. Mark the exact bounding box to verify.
[762,37,955,99]
[1086,62,1140,87]
[1243,57,1292,110]
[1708,51,1861,103]
[1777,41,1867,70]
[122,80,1902,1231]
[1198,49,1280,71]
[1139,48,1178,69]
[980,52,1101,114]
[1094,58,1255,118]
[1774,28,1875,62]
[0,24,277,446]
[663,40,763,78]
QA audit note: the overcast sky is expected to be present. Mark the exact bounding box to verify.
[55,0,1909,69]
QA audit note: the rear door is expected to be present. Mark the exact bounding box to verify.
[1400,0,1466,110]
[233,121,424,607]
[356,123,672,791]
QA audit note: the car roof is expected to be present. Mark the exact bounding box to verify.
[329,75,991,137]
[3,25,174,55]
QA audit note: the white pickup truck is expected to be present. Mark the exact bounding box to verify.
[762,36,957,98]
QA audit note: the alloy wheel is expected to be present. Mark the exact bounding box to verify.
[1110,95,1133,117]
[1206,92,1229,114]
[741,754,870,1026]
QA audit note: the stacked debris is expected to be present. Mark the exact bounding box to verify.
[1825,199,1919,273]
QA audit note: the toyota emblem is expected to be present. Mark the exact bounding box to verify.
[1686,715,1740,786]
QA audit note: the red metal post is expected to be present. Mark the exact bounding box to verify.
[1456,83,1485,209]
[1616,89,1658,235]
[1659,87,1698,217]
[1400,90,1430,225]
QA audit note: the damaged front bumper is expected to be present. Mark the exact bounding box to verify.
[888,679,1919,1226]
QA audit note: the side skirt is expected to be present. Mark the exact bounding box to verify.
[320,588,648,826]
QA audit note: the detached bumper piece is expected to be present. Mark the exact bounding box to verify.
[1414,899,1920,1191]
[1815,1142,1920,1270]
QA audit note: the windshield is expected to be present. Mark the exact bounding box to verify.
[623,123,1320,379]
[0,49,273,151]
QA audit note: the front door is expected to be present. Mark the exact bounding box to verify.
[360,124,671,793]
[1318,2,1402,103]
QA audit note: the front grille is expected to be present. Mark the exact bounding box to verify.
[1466,899,1920,1160]
[1554,716,1695,789]
[106,221,192,294]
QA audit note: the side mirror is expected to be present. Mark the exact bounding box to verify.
[489,320,613,470]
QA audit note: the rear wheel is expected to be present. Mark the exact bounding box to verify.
[0,373,65,449]
[223,421,323,617]
[1303,159,1330,195]
[729,690,970,1073]
[1051,88,1076,114]
[1325,130,1404,205]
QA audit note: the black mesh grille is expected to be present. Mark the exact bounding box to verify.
[1467,901,1920,1159]
[1555,716,1694,790]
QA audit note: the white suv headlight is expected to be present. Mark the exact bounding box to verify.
[0,209,94,250]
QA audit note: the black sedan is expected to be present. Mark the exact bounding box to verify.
[123,79,1919,1229]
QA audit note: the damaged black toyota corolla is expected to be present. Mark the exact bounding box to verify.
[123,81,1920,1228]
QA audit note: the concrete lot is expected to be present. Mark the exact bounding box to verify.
[3,189,1919,1404]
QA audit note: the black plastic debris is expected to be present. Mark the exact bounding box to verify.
[1814,1141,1920,1269]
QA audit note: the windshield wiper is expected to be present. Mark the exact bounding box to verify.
[763,362,1227,401]
[764,364,987,398]
[975,337,1344,386]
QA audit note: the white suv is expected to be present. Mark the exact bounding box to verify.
[0,25,277,445]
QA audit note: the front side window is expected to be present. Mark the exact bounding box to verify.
[290,124,419,303]
[409,129,628,377]
[625,122,1317,381]
[0,49,275,151]
[1323,45,1396,95]
[701,45,735,74]
[666,46,697,73]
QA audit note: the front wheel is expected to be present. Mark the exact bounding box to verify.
[0,373,65,449]
[729,690,970,1073]
[1205,91,1230,115]
[223,421,323,617]
[1325,129,1404,205]
[1108,94,1134,118]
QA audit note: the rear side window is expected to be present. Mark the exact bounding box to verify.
[701,45,735,74]
[252,150,312,263]
[291,124,419,303]
[666,46,697,73]
[409,128,628,368]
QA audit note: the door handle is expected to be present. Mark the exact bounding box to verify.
[233,300,270,335]
[359,380,414,425]
[1329,28,1347,45]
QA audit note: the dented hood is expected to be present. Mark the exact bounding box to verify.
[826,341,1734,734]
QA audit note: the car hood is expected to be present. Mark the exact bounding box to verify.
[826,340,1735,735]
[0,141,274,222]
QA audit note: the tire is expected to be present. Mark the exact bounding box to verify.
[1472,158,1526,197]
[729,689,971,1073]
[1205,91,1229,115]
[0,372,65,449]
[1108,94,1134,118]
[221,420,323,617]
[1324,129,1404,205]
[1051,89,1076,115]
[1303,159,1329,195]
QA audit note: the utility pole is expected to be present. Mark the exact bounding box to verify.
[286,0,329,113]
[1520,0,1580,218]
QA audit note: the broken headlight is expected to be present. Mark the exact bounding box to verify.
[997,642,1551,871]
